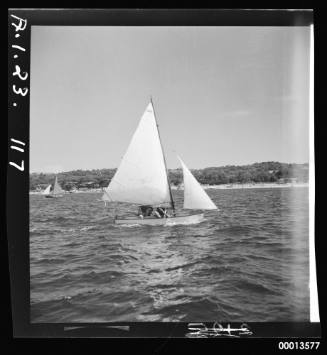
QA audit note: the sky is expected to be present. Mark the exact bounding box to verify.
[30,26,311,172]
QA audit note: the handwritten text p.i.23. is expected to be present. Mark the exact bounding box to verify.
[9,14,28,172]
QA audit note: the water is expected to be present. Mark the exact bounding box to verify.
[30,187,310,322]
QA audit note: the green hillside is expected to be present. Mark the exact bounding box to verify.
[30,161,309,191]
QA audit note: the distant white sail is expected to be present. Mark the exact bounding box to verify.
[53,176,64,195]
[103,102,172,206]
[178,156,218,210]
[42,184,51,195]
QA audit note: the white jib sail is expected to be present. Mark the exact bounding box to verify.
[42,184,51,195]
[53,176,64,195]
[178,156,218,210]
[103,102,172,206]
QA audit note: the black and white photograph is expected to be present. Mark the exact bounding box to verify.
[7,9,320,339]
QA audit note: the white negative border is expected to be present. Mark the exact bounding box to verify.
[309,24,319,322]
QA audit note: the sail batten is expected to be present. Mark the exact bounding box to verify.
[178,156,218,210]
[104,102,172,206]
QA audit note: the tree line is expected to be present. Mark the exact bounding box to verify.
[30,161,309,191]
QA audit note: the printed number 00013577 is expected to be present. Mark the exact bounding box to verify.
[278,342,320,350]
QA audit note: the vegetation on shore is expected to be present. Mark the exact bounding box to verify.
[30,161,309,191]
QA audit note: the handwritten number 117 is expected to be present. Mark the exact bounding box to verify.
[9,138,25,171]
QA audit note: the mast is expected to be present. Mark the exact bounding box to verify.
[150,97,175,211]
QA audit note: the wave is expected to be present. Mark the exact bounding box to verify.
[76,270,124,283]
[32,257,65,265]
[115,223,143,228]
[80,226,94,231]
[32,287,103,305]
[34,269,124,287]
[230,278,279,295]
[165,261,199,272]
[145,297,220,321]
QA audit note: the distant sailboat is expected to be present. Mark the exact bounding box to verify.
[102,99,218,225]
[42,184,51,196]
[43,175,64,198]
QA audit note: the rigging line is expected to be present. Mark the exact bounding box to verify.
[150,97,175,211]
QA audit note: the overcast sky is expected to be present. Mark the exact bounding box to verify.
[30,26,311,172]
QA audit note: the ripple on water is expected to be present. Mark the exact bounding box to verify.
[30,188,310,322]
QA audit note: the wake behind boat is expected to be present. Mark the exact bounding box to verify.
[102,99,218,225]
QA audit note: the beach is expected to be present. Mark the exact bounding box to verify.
[193,182,309,190]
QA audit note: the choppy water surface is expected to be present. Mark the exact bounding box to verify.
[30,187,310,322]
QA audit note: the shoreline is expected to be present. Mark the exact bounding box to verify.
[188,182,309,190]
[30,182,309,194]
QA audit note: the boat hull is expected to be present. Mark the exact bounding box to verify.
[44,194,63,198]
[115,213,204,226]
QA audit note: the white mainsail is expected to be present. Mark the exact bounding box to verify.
[178,156,218,210]
[53,176,64,195]
[42,184,51,195]
[103,102,172,207]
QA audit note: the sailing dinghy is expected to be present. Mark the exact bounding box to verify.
[42,184,52,196]
[43,175,64,198]
[102,100,217,225]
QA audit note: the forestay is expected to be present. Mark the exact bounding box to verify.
[178,156,218,210]
[103,102,172,207]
